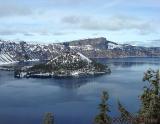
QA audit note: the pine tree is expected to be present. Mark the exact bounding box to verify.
[118,101,136,124]
[43,112,54,124]
[95,91,111,124]
[139,69,160,123]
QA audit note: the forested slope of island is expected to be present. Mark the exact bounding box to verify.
[14,50,110,78]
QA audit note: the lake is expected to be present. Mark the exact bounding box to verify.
[0,57,160,124]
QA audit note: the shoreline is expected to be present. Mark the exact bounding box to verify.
[14,70,111,79]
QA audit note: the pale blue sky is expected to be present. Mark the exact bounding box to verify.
[0,0,160,46]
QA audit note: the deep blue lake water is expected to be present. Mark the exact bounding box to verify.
[0,57,160,124]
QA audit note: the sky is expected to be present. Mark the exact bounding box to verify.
[0,0,160,46]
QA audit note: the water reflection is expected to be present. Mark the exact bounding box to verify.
[48,75,108,89]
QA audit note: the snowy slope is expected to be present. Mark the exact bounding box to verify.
[0,53,17,65]
[108,42,123,49]
[77,52,92,63]
[0,40,65,61]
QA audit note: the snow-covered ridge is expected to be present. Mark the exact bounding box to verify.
[0,53,17,65]
[0,40,65,62]
[1,37,160,60]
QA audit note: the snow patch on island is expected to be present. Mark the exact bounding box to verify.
[77,52,92,63]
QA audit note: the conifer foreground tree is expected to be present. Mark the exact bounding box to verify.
[94,91,111,124]
[43,112,54,124]
[118,101,135,123]
[139,69,160,123]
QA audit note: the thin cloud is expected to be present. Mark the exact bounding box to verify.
[62,16,80,24]
[62,15,156,34]
[0,30,16,35]
[0,29,34,36]
[0,3,32,17]
[0,0,32,17]
[47,0,98,6]
[53,32,67,36]
[23,33,35,36]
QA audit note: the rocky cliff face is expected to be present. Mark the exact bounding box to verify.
[0,37,160,64]
[66,37,160,58]
[68,37,110,50]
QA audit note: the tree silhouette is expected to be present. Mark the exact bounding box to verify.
[139,69,160,123]
[95,91,111,124]
[118,100,136,124]
[43,112,54,124]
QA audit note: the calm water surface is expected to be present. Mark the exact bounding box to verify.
[0,57,160,124]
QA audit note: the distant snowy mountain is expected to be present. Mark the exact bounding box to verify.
[0,37,160,65]
[0,40,65,64]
